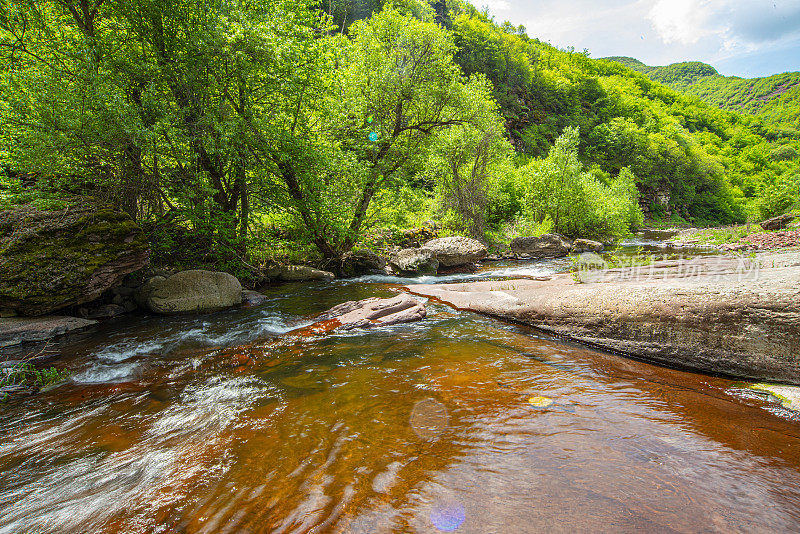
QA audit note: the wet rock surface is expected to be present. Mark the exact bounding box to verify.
[0,315,98,348]
[407,252,800,385]
[297,293,427,334]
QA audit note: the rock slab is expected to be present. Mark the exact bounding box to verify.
[760,213,796,231]
[0,316,98,347]
[407,252,800,385]
[0,202,150,316]
[299,293,427,334]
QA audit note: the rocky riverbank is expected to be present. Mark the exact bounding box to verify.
[406,251,800,385]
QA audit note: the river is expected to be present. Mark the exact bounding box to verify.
[1,236,799,533]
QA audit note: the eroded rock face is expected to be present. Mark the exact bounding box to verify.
[760,213,796,231]
[406,252,800,385]
[141,270,242,315]
[510,234,571,258]
[0,202,150,316]
[389,248,439,276]
[297,293,427,335]
[422,237,486,267]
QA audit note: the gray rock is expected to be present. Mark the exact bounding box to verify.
[421,237,487,267]
[0,316,98,347]
[277,265,335,282]
[241,289,268,306]
[407,252,800,385]
[510,234,572,258]
[339,250,386,277]
[572,238,604,253]
[389,248,439,276]
[142,270,243,315]
[134,276,166,308]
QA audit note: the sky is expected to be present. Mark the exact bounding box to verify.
[477,0,800,78]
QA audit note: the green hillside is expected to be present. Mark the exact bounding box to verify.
[605,56,800,130]
[452,16,799,223]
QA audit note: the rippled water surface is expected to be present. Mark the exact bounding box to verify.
[2,247,800,533]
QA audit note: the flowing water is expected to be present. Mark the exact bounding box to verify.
[2,239,800,533]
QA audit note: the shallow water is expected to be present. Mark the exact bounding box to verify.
[2,250,800,533]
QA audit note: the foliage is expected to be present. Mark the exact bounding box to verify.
[519,127,642,240]
[0,362,71,393]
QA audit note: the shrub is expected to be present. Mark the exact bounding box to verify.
[519,127,643,240]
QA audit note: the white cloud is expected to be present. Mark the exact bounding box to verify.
[647,0,716,45]
[480,0,511,11]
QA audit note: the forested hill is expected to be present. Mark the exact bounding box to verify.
[446,13,799,223]
[605,56,800,130]
[1,0,798,272]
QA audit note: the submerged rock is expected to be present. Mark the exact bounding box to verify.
[510,234,572,258]
[0,202,150,316]
[422,237,486,267]
[139,270,242,315]
[390,248,439,276]
[406,252,800,385]
[297,293,427,335]
[241,289,269,306]
[0,316,98,347]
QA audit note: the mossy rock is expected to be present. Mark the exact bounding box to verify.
[0,201,150,316]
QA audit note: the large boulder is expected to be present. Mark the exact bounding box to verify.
[139,270,242,315]
[0,202,149,316]
[511,234,572,258]
[389,248,439,276]
[339,250,386,278]
[421,237,487,267]
[760,213,796,231]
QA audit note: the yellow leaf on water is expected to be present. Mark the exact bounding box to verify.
[528,396,553,408]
